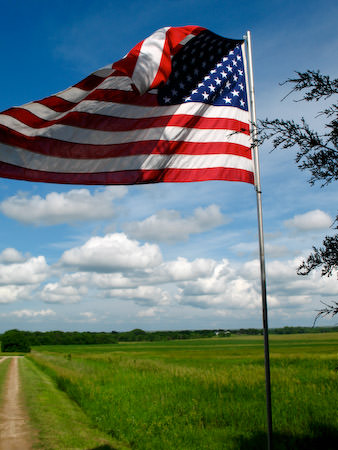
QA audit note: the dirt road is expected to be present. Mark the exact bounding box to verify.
[0,357,33,450]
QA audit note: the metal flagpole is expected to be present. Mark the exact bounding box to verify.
[244,30,273,450]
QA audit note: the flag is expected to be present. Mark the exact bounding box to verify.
[0,26,254,185]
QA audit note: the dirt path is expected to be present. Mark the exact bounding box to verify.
[0,357,33,450]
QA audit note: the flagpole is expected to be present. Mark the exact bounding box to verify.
[244,30,273,450]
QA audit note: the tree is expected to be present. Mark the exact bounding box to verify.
[1,329,31,353]
[258,70,338,320]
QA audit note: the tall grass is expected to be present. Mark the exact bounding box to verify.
[28,334,338,450]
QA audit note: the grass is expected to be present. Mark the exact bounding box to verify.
[27,333,338,450]
[19,357,129,449]
[0,357,11,404]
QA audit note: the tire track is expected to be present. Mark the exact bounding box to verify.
[0,357,33,450]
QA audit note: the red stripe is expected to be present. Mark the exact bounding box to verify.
[0,161,254,185]
[36,96,75,113]
[86,88,158,105]
[0,126,251,159]
[5,108,250,134]
[74,73,110,91]
[149,34,172,90]
[31,88,157,114]
[112,40,143,78]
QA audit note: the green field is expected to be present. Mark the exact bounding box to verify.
[23,333,338,450]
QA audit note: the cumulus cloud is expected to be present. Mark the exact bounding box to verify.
[0,256,49,285]
[40,283,87,304]
[137,307,164,318]
[284,209,332,231]
[0,187,127,225]
[79,312,97,322]
[176,260,262,310]
[0,285,36,304]
[2,309,56,318]
[124,205,227,242]
[0,248,28,264]
[103,286,170,306]
[59,233,162,273]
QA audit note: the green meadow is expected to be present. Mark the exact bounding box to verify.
[22,333,338,450]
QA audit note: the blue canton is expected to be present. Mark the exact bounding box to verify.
[158,30,248,112]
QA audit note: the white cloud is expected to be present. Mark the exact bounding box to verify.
[2,309,56,318]
[284,209,332,231]
[151,257,217,284]
[124,205,227,242]
[0,248,27,264]
[176,260,261,310]
[0,187,127,225]
[40,283,87,304]
[59,233,162,272]
[79,312,97,322]
[0,285,35,304]
[0,256,49,285]
[103,286,170,306]
[137,307,164,318]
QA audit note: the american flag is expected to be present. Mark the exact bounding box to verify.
[0,26,254,185]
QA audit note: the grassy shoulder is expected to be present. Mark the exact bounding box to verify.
[28,334,338,450]
[0,357,11,403]
[19,357,129,450]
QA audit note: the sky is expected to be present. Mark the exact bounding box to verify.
[0,0,337,333]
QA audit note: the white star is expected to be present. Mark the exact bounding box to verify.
[217,63,222,67]
[179,82,185,89]
[231,89,239,97]
[215,77,221,85]
[204,75,211,81]
[163,96,171,103]
[191,89,198,94]
[224,96,232,104]
[172,88,178,96]
[220,70,227,78]
[222,57,228,62]
[198,82,204,88]
[208,84,216,92]
[226,65,233,72]
[225,81,231,89]
[237,55,242,61]
[238,69,243,76]
[232,60,238,66]
[229,50,234,55]
[210,69,217,74]
[233,74,238,82]
[240,99,245,107]
[184,96,192,102]
[239,83,244,90]
[202,91,209,100]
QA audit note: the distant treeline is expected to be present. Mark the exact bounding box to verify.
[0,326,337,346]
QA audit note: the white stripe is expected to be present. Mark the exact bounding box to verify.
[55,87,89,102]
[95,76,133,91]
[0,114,250,146]
[0,143,253,174]
[19,99,250,123]
[54,76,133,103]
[92,66,114,78]
[179,33,196,46]
[132,27,170,95]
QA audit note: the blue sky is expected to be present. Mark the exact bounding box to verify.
[0,0,337,332]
